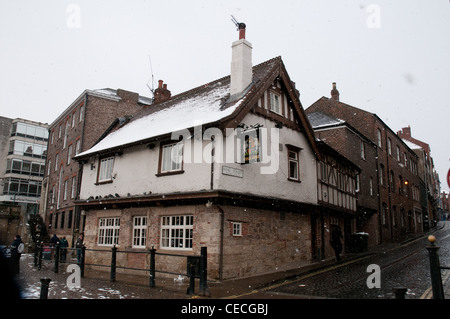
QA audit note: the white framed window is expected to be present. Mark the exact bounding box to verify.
[79,105,84,122]
[232,222,242,236]
[270,92,281,114]
[160,215,193,250]
[287,145,301,181]
[98,217,120,246]
[132,216,147,248]
[288,150,299,181]
[377,129,382,148]
[360,141,365,160]
[71,176,76,199]
[63,179,68,200]
[67,144,72,165]
[161,143,183,173]
[75,139,81,155]
[54,154,59,171]
[98,156,114,183]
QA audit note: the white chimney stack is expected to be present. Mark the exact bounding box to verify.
[230,22,252,98]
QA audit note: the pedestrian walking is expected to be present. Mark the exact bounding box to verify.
[50,234,59,246]
[75,234,84,264]
[59,236,68,263]
[330,225,343,262]
[10,235,24,275]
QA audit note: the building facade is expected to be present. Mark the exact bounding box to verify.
[41,88,151,246]
[72,25,362,280]
[397,126,441,228]
[306,83,423,243]
[307,112,380,246]
[0,117,49,246]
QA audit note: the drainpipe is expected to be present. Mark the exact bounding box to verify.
[217,204,225,281]
[74,93,88,240]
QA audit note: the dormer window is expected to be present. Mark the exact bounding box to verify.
[97,156,114,183]
[270,92,281,115]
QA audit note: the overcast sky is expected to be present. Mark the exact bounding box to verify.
[1,0,449,192]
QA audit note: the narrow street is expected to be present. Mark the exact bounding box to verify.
[240,221,450,299]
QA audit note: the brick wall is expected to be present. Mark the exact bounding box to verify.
[82,203,313,281]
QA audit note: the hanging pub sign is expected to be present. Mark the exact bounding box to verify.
[238,126,262,164]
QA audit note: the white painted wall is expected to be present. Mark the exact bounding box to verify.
[79,113,318,205]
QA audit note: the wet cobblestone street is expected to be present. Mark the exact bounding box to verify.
[266,221,450,299]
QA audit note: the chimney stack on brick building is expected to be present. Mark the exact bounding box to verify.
[230,22,253,98]
[153,79,171,104]
[331,82,340,101]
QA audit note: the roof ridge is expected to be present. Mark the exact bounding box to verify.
[152,56,283,107]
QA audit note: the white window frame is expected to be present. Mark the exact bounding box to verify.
[98,217,120,246]
[132,216,147,248]
[98,156,114,183]
[161,143,183,173]
[67,144,72,165]
[232,222,242,236]
[377,129,382,148]
[71,176,76,199]
[288,150,299,181]
[360,141,366,160]
[75,139,81,155]
[270,92,281,115]
[160,215,193,250]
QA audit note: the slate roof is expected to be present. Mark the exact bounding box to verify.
[76,56,319,159]
[306,111,345,129]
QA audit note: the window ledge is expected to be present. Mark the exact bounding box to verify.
[155,170,185,177]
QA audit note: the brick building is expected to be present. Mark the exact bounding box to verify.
[307,112,380,246]
[41,88,151,246]
[397,126,441,228]
[306,83,423,243]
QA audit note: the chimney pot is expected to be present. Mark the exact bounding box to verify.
[331,82,340,101]
[238,22,246,40]
[153,80,171,104]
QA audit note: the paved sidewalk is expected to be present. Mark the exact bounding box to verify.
[12,223,447,300]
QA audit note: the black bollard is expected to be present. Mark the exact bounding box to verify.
[149,246,156,288]
[40,278,51,299]
[54,243,60,273]
[199,246,210,297]
[392,287,407,299]
[426,235,445,299]
[110,245,117,282]
[187,263,195,295]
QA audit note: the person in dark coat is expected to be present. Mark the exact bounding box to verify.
[10,235,23,275]
[330,225,343,262]
[75,234,84,264]
[59,236,68,262]
[50,234,59,246]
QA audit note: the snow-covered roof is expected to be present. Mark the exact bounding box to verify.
[307,112,345,129]
[76,57,281,158]
[402,138,422,150]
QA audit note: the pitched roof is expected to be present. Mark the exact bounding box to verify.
[307,111,345,129]
[76,56,319,159]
